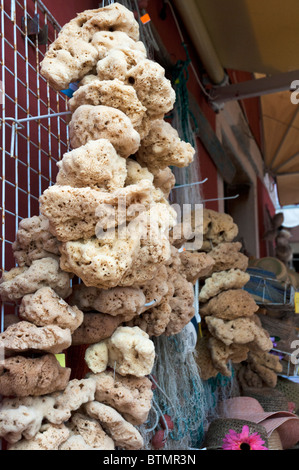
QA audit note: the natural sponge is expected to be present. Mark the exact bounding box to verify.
[91,30,145,60]
[90,370,153,425]
[12,215,60,267]
[209,242,249,273]
[198,269,250,302]
[202,209,239,248]
[79,3,140,41]
[85,326,155,378]
[68,79,147,135]
[19,287,84,333]
[56,139,127,191]
[107,326,155,377]
[59,202,176,289]
[0,354,71,398]
[69,105,140,158]
[179,250,215,284]
[0,321,72,355]
[0,378,96,444]
[8,424,70,451]
[85,342,109,374]
[200,289,259,320]
[40,180,155,242]
[40,3,140,90]
[61,412,115,450]
[72,313,122,346]
[125,59,176,120]
[128,297,172,337]
[0,258,72,302]
[85,401,144,450]
[137,119,195,171]
[205,316,273,352]
[69,284,146,320]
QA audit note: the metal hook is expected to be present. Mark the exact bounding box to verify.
[171,178,208,190]
[3,111,72,158]
[201,194,240,204]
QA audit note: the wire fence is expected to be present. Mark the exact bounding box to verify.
[0,0,70,332]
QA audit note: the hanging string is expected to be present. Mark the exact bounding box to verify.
[171,42,198,147]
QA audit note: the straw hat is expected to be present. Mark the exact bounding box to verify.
[218,396,299,449]
[243,387,290,412]
[204,418,269,450]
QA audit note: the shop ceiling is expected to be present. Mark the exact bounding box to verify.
[173,0,299,207]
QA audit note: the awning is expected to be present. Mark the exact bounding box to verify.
[261,88,299,206]
[174,0,299,78]
[173,0,299,207]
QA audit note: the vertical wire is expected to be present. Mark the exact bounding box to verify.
[34,0,42,201]
[53,26,62,165]
[24,0,31,219]
[44,11,53,186]
[13,0,19,253]
[0,0,6,333]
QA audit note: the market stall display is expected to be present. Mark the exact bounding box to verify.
[1,0,299,453]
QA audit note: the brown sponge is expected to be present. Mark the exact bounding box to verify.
[0,354,71,398]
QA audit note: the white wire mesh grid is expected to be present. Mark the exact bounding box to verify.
[0,0,70,333]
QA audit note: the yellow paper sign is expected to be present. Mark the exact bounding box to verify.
[55,354,66,368]
[295,292,299,314]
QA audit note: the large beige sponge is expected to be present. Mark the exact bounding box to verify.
[60,203,176,289]
[80,3,140,41]
[0,354,71,398]
[107,326,155,377]
[68,79,147,135]
[0,378,96,444]
[56,139,127,191]
[40,180,155,242]
[69,105,140,159]
[19,287,84,333]
[200,289,259,320]
[115,202,177,287]
[40,38,98,91]
[198,269,250,302]
[0,258,72,302]
[40,3,140,90]
[0,321,72,355]
[205,316,273,352]
[179,250,215,284]
[137,119,195,171]
[60,230,140,289]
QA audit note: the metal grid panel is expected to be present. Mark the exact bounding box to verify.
[0,0,70,332]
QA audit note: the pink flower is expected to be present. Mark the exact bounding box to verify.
[222,425,268,451]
